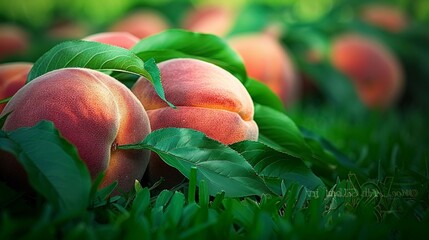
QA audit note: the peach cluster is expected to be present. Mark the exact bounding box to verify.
[1,57,259,191]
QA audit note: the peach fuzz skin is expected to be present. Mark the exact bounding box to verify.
[131,58,258,187]
[228,33,299,106]
[331,34,403,109]
[83,32,139,49]
[0,68,151,192]
[109,10,169,39]
[0,62,33,113]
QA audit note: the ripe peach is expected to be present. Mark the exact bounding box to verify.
[228,33,299,106]
[109,10,169,39]
[131,58,258,186]
[0,68,151,192]
[360,4,408,33]
[330,34,403,109]
[182,5,235,36]
[83,32,139,49]
[0,62,32,113]
[0,24,29,60]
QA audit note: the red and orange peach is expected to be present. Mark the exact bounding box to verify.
[330,33,403,109]
[132,58,258,186]
[83,32,139,49]
[0,68,151,192]
[228,33,299,106]
[360,4,408,33]
[0,62,33,113]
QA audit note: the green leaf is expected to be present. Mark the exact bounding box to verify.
[27,40,174,108]
[132,29,247,83]
[144,58,175,108]
[230,141,324,194]
[245,78,286,113]
[254,104,310,159]
[0,121,91,213]
[119,128,272,197]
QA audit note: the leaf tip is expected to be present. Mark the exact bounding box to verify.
[167,101,177,109]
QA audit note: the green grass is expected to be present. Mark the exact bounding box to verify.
[290,105,429,179]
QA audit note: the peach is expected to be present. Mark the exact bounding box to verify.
[228,33,299,106]
[0,24,29,60]
[109,10,169,39]
[83,32,139,49]
[47,20,89,40]
[330,34,403,109]
[131,58,258,186]
[0,62,32,113]
[0,68,151,192]
[182,5,235,36]
[360,4,408,33]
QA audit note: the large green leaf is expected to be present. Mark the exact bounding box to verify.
[254,104,310,159]
[27,40,174,108]
[118,128,272,197]
[132,29,247,83]
[245,78,286,113]
[0,121,91,213]
[230,141,324,194]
